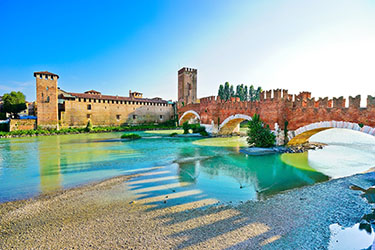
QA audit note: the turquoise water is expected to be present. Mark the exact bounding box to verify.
[0,129,374,204]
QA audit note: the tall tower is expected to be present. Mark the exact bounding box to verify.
[34,71,59,129]
[178,67,197,107]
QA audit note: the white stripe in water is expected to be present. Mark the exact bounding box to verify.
[136,170,171,177]
[122,166,164,173]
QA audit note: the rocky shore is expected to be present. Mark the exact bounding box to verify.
[1,170,374,249]
[240,142,327,156]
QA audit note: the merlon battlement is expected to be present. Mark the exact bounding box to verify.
[178,67,197,74]
[196,89,375,109]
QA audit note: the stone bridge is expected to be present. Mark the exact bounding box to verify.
[177,89,375,144]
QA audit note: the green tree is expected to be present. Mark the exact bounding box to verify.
[182,121,190,134]
[236,84,247,101]
[243,85,248,101]
[223,82,230,101]
[218,84,224,100]
[249,85,255,101]
[229,85,234,100]
[235,85,241,99]
[2,91,27,118]
[85,120,93,132]
[255,87,262,101]
[247,114,275,148]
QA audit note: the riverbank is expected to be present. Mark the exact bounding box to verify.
[1,169,374,249]
[0,123,179,139]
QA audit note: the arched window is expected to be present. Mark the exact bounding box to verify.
[87,104,92,110]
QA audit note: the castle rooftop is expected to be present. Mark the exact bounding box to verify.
[33,71,59,78]
[66,91,169,104]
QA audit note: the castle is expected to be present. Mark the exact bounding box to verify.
[177,67,197,108]
[34,71,175,129]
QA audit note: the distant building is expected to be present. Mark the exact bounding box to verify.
[34,71,175,129]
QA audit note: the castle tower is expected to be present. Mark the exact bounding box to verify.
[178,67,197,107]
[34,71,59,129]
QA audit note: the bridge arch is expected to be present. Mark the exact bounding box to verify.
[179,110,200,126]
[218,114,252,135]
[288,121,375,145]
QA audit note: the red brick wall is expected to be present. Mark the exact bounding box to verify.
[178,90,375,131]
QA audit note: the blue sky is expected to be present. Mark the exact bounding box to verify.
[1,0,375,104]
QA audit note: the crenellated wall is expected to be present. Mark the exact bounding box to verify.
[178,89,375,133]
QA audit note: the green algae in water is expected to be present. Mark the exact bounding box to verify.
[193,136,248,148]
[280,152,318,172]
[145,129,183,135]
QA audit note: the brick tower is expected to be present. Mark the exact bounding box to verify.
[178,67,197,107]
[34,71,59,129]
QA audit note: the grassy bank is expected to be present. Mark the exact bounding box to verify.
[0,122,178,138]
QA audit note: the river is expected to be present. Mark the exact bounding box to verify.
[0,128,374,204]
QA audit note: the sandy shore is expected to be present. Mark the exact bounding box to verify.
[1,171,375,249]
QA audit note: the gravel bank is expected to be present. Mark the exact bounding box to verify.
[1,171,374,249]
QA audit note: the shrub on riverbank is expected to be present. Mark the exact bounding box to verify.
[121,133,141,140]
[0,122,177,138]
[247,114,276,148]
[182,122,208,136]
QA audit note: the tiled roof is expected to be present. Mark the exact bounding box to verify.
[84,90,101,94]
[67,92,169,104]
[34,71,59,78]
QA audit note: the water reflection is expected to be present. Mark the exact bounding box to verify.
[38,136,61,193]
[1,128,372,204]
[173,145,328,202]
[329,186,375,249]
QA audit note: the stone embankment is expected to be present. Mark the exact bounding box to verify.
[240,142,326,156]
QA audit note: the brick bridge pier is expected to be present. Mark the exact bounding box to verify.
[177,89,375,144]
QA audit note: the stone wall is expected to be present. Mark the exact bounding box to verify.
[9,119,36,131]
[61,99,174,127]
[35,73,59,129]
[178,68,197,108]
[178,89,375,132]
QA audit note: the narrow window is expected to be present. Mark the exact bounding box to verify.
[87,114,91,119]
[46,96,50,103]
[133,115,136,119]
[116,115,121,120]
[87,104,91,110]
[46,86,49,91]
[160,115,163,120]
